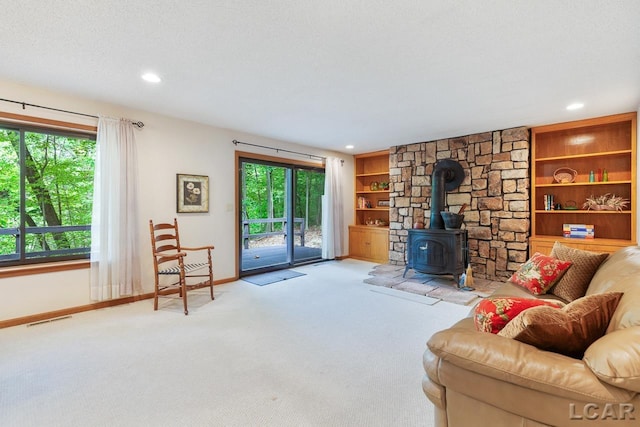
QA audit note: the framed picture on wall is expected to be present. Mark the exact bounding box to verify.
[176,174,209,213]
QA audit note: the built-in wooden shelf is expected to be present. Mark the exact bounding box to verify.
[530,112,637,255]
[350,150,390,263]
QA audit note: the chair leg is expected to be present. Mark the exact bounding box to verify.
[153,279,159,311]
[182,279,189,316]
[207,250,214,300]
[209,271,214,301]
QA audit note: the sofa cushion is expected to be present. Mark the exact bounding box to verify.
[549,241,609,302]
[508,252,572,295]
[498,292,623,358]
[486,281,568,303]
[474,297,564,334]
[586,245,640,333]
[583,327,640,393]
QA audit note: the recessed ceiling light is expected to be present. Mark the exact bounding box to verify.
[141,72,162,83]
[345,145,354,150]
[566,102,584,111]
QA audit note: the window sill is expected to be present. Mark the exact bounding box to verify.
[0,260,90,278]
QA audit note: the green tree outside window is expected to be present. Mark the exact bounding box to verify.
[0,124,95,264]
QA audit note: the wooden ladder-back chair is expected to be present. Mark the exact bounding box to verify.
[149,218,215,315]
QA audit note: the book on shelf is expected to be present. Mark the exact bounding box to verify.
[543,194,555,211]
[563,224,595,239]
[357,196,367,209]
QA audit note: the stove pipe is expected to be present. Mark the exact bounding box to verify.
[429,159,464,229]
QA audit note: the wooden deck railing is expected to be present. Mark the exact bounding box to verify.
[0,225,91,262]
[242,218,305,249]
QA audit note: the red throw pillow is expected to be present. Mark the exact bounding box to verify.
[474,297,564,333]
[508,252,572,295]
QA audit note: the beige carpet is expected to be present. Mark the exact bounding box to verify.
[365,264,503,306]
[0,259,470,427]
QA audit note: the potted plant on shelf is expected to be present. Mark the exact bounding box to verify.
[582,193,630,211]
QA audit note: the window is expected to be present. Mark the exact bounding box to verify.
[0,122,96,266]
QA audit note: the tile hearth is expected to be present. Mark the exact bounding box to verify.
[364,264,503,306]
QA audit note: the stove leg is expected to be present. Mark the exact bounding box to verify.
[403,266,411,278]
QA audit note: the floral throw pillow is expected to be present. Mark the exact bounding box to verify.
[474,297,564,333]
[508,253,573,295]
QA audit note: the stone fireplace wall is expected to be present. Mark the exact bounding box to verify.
[388,127,530,281]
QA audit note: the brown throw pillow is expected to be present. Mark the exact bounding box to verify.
[549,242,609,301]
[498,292,623,358]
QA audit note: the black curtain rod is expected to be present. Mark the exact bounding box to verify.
[0,97,144,128]
[233,139,328,162]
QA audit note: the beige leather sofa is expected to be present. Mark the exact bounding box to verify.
[423,245,640,426]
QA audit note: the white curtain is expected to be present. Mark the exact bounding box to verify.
[322,157,344,259]
[90,117,141,301]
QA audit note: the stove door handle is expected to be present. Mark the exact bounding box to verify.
[419,244,428,250]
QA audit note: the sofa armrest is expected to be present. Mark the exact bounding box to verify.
[427,326,636,402]
[422,348,445,406]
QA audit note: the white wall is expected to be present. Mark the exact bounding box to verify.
[0,79,355,321]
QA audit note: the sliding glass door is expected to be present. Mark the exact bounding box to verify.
[293,167,324,264]
[239,158,324,275]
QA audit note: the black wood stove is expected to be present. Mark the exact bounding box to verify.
[403,159,469,284]
[404,228,468,283]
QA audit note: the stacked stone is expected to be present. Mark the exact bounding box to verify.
[387,127,530,281]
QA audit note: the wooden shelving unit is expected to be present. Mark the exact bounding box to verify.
[349,150,390,263]
[530,112,637,255]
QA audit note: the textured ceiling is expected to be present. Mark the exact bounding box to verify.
[1,1,639,154]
